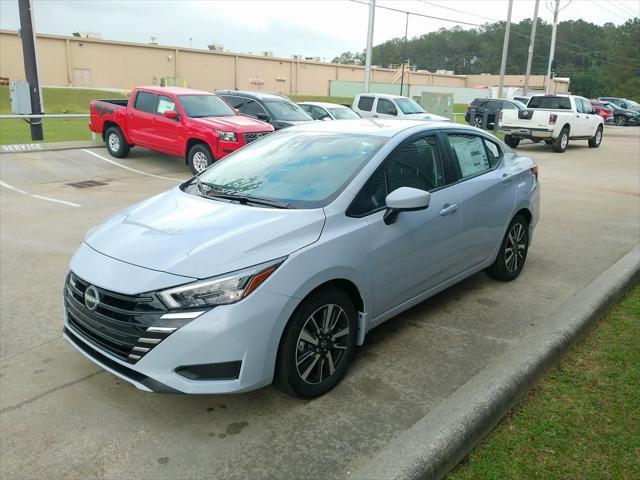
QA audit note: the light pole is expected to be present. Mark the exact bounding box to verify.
[364,0,376,93]
[399,12,409,96]
[545,0,561,94]
[524,0,540,96]
[498,0,513,98]
[18,0,43,141]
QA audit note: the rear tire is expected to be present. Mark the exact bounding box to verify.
[552,127,569,153]
[614,115,627,126]
[473,115,483,129]
[187,143,214,175]
[486,215,529,281]
[504,135,520,148]
[105,126,130,158]
[275,288,357,398]
[588,125,603,148]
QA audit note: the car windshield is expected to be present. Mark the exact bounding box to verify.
[193,131,387,208]
[328,107,360,119]
[264,101,311,121]
[179,95,235,118]
[625,99,640,107]
[527,96,572,110]
[395,98,425,114]
[513,100,527,109]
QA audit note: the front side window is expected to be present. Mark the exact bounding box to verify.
[376,99,398,116]
[310,106,330,120]
[395,97,425,114]
[358,96,375,111]
[448,134,492,179]
[156,95,176,115]
[134,91,157,113]
[179,95,235,118]
[349,135,445,216]
[263,101,311,121]
[194,131,388,208]
[222,95,246,109]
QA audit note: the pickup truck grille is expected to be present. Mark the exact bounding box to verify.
[243,131,271,144]
[64,272,174,364]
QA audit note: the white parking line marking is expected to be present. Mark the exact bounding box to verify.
[0,180,82,207]
[81,149,183,182]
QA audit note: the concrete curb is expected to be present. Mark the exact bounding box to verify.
[352,245,640,480]
[1,140,103,153]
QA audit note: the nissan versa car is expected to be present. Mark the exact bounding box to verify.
[63,120,539,398]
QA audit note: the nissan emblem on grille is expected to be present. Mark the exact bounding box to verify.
[84,285,100,311]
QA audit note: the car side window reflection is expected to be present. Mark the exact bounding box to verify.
[349,135,445,216]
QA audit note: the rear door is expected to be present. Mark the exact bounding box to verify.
[128,91,158,147]
[445,132,516,269]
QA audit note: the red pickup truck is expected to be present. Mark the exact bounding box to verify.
[89,86,274,174]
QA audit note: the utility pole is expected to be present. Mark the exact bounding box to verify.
[364,0,375,93]
[497,0,513,99]
[18,0,43,141]
[523,0,540,96]
[545,0,561,94]
[399,12,409,96]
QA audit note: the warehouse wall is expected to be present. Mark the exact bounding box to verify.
[0,30,570,95]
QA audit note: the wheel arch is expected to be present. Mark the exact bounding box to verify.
[185,138,214,164]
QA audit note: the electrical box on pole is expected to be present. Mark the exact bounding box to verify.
[9,81,33,114]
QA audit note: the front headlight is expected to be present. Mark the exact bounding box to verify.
[215,130,237,142]
[157,257,285,309]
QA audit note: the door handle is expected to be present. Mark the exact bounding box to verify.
[501,173,514,184]
[439,203,458,216]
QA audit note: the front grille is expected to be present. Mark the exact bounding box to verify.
[243,131,271,144]
[64,272,174,364]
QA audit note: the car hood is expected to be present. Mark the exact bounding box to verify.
[85,187,326,279]
[192,115,272,132]
[405,112,453,122]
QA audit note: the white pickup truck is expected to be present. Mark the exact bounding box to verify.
[499,94,604,153]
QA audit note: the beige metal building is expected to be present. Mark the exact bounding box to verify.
[0,29,570,96]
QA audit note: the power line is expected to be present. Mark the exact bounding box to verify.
[349,0,485,27]
[415,0,497,23]
[591,0,632,22]
[609,0,638,18]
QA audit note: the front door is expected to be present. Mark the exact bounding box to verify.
[349,132,462,318]
[152,94,183,156]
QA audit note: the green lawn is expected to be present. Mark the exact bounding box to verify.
[0,86,126,144]
[449,285,640,480]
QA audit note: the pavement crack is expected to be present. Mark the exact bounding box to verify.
[1,370,104,415]
[425,323,514,344]
[0,336,63,362]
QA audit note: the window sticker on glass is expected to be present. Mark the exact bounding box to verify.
[449,134,491,178]
[157,96,176,114]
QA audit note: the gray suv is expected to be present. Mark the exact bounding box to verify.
[218,90,312,130]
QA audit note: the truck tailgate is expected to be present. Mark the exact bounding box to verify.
[501,109,552,130]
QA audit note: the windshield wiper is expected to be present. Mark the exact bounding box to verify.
[198,184,291,209]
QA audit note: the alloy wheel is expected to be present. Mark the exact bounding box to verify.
[108,133,120,152]
[560,133,568,149]
[192,151,209,173]
[295,304,350,385]
[504,223,527,273]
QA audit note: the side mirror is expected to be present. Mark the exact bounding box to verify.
[163,110,179,120]
[383,187,430,225]
[256,112,270,122]
[621,103,627,109]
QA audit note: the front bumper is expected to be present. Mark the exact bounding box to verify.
[63,245,296,394]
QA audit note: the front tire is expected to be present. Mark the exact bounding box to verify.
[187,143,214,175]
[486,215,529,281]
[105,126,130,158]
[275,288,357,398]
[588,126,603,148]
[504,135,520,148]
[552,127,569,153]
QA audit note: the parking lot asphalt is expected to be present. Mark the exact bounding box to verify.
[1,126,639,479]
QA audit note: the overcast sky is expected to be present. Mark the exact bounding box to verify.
[0,0,638,59]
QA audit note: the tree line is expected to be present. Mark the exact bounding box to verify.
[333,18,639,100]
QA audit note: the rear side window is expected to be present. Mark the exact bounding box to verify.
[376,98,398,115]
[221,95,245,109]
[528,96,571,110]
[134,91,157,113]
[358,96,375,111]
[448,134,492,179]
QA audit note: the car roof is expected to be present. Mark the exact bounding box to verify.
[137,86,212,96]
[357,93,410,100]
[281,118,473,137]
[298,101,350,109]
[216,90,291,101]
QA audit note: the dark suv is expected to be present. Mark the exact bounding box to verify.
[465,98,526,129]
[217,90,312,130]
[597,97,640,112]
